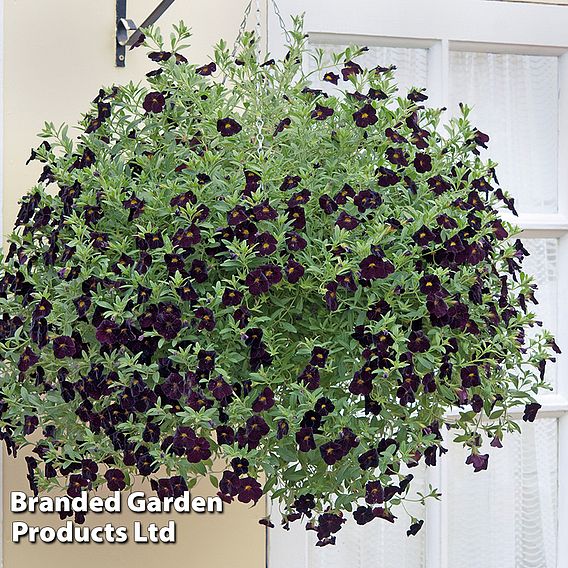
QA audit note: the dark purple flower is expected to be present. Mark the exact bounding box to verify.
[386,147,408,166]
[367,300,390,321]
[246,268,270,296]
[422,373,437,393]
[53,336,77,359]
[274,118,291,136]
[358,448,379,470]
[122,194,145,220]
[252,200,277,221]
[154,304,182,340]
[280,175,301,191]
[217,117,242,137]
[219,470,240,497]
[286,258,305,283]
[256,232,278,256]
[429,176,451,195]
[148,50,172,62]
[523,402,542,422]
[196,62,217,75]
[353,506,376,526]
[143,92,165,113]
[170,190,197,208]
[245,415,269,440]
[18,347,39,372]
[23,415,39,435]
[461,366,481,388]
[173,224,201,248]
[320,441,344,465]
[190,259,208,283]
[259,264,282,285]
[216,426,235,446]
[143,421,161,444]
[222,288,243,307]
[310,347,329,368]
[288,189,311,207]
[228,205,248,226]
[336,211,360,231]
[349,371,372,396]
[407,520,424,536]
[413,153,432,173]
[230,457,249,476]
[177,281,198,303]
[299,365,320,390]
[323,71,339,84]
[296,427,316,452]
[195,307,216,331]
[413,225,438,247]
[311,104,334,120]
[104,468,126,491]
[276,420,289,440]
[314,397,334,416]
[466,453,489,473]
[334,184,355,205]
[186,437,211,463]
[287,206,306,230]
[32,298,52,321]
[419,274,442,296]
[319,194,338,215]
[208,376,233,400]
[325,282,339,311]
[408,331,430,353]
[365,481,384,504]
[354,189,381,212]
[286,231,307,251]
[341,60,362,80]
[67,474,89,497]
[359,254,395,280]
[95,319,118,345]
[238,477,263,504]
[252,387,275,412]
[353,103,378,127]
[336,271,357,292]
[377,166,400,187]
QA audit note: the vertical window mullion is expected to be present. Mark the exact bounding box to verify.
[427,39,450,108]
[424,39,450,568]
[555,52,568,568]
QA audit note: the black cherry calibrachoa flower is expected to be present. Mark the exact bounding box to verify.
[142,91,165,113]
[353,103,378,127]
[0,19,557,549]
[217,117,242,136]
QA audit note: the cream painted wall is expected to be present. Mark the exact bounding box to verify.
[2,1,266,567]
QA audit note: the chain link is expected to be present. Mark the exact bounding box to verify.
[254,0,265,153]
[232,0,292,155]
[270,0,291,43]
[232,0,253,58]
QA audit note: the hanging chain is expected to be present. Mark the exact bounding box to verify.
[270,0,291,43]
[232,0,253,58]
[254,0,265,153]
[232,0,293,154]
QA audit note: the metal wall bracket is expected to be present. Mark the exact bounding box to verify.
[116,0,176,67]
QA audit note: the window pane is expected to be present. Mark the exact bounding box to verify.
[307,43,429,95]
[446,418,558,568]
[522,238,558,388]
[449,51,558,214]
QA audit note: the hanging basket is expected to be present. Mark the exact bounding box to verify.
[0,17,559,545]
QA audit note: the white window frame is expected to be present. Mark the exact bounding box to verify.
[267,1,568,566]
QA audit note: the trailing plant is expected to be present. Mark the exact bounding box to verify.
[0,19,559,545]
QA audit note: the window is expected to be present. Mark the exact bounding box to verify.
[267,1,568,566]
